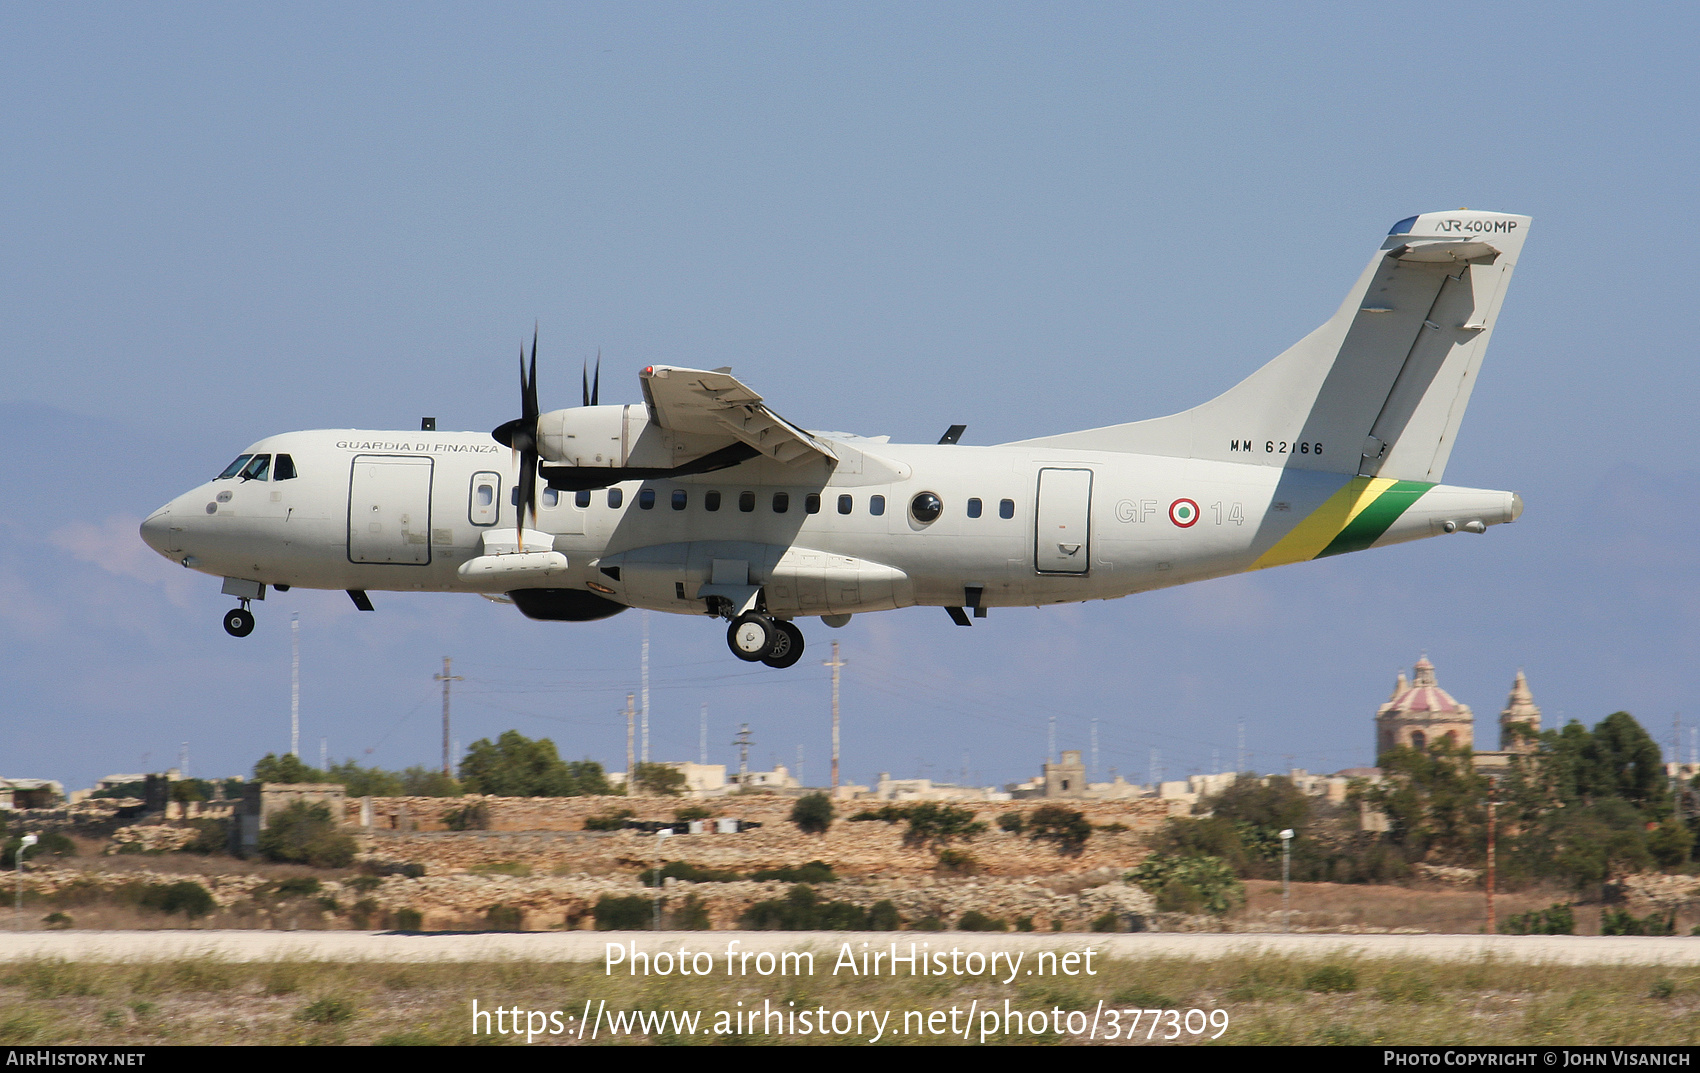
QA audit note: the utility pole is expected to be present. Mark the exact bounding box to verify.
[290,613,300,757]
[640,612,651,764]
[434,657,463,776]
[625,693,636,790]
[700,703,708,766]
[823,642,845,793]
[733,724,753,789]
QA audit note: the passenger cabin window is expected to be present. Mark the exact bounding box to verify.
[672,489,688,511]
[772,492,789,514]
[967,497,982,518]
[543,488,559,508]
[238,454,271,482]
[607,488,623,508]
[805,493,820,514]
[705,491,721,512]
[739,491,755,513]
[870,495,886,516]
[477,486,494,507]
[837,494,853,515]
[639,488,656,510]
[273,454,297,481]
[999,498,1015,519]
[575,490,591,508]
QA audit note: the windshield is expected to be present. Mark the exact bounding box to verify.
[217,454,254,480]
[238,454,272,481]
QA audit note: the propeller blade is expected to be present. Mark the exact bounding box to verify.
[582,362,591,408]
[592,350,600,406]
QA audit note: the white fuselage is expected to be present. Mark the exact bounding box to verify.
[139,427,1519,620]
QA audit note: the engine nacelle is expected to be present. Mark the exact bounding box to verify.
[535,404,730,470]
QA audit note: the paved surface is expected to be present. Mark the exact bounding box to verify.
[4,930,1700,965]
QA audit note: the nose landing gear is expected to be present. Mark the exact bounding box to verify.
[223,602,256,637]
[725,612,805,668]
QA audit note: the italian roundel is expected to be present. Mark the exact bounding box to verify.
[1168,498,1199,527]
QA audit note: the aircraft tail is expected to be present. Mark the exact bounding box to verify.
[1009,210,1530,482]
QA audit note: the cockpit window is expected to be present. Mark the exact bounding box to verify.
[238,454,272,482]
[217,454,254,480]
[273,454,297,481]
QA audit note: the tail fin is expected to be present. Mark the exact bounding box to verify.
[1010,210,1530,482]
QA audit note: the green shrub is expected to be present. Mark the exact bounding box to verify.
[41,912,72,930]
[790,792,834,834]
[297,996,355,1024]
[1091,912,1121,932]
[583,808,635,832]
[751,860,836,883]
[274,876,322,898]
[1128,854,1245,916]
[671,894,711,930]
[868,900,903,931]
[934,848,979,875]
[1304,965,1358,993]
[390,907,423,931]
[139,881,215,919]
[349,899,381,929]
[1500,903,1575,935]
[958,910,1007,932]
[1651,979,1678,1000]
[1027,806,1092,855]
[630,762,687,796]
[997,811,1026,834]
[485,904,524,931]
[1014,915,1034,932]
[257,802,356,868]
[442,802,490,831]
[181,819,229,855]
[674,805,714,823]
[641,860,739,886]
[901,804,987,847]
[741,885,869,930]
[594,895,654,930]
[2,832,75,868]
[1602,908,1675,936]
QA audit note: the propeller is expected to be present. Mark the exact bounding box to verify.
[491,328,541,546]
[583,350,600,407]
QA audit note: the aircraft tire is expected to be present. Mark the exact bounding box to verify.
[762,620,805,669]
[727,613,774,662]
[223,608,255,638]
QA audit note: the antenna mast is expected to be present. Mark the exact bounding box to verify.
[434,657,463,775]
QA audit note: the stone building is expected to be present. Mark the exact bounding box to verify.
[1499,670,1542,752]
[1375,656,1475,757]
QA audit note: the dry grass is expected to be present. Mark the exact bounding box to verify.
[3,952,1700,1045]
[1238,880,1577,934]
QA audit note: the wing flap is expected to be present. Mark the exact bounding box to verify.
[640,365,838,465]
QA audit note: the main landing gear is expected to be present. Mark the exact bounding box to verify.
[726,612,804,668]
[223,602,255,637]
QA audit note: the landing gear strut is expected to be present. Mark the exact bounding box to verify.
[725,612,805,668]
[223,602,255,638]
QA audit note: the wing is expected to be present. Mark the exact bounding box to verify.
[641,365,838,466]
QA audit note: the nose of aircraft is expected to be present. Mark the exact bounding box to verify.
[139,505,174,558]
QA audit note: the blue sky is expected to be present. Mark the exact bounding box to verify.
[4,4,1697,791]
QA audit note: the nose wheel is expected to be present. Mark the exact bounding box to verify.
[725,613,805,668]
[223,603,255,638]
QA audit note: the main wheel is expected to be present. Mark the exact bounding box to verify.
[726,613,774,661]
[223,608,255,637]
[762,620,805,668]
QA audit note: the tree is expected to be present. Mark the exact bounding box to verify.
[1027,805,1092,855]
[629,762,686,796]
[1207,775,1310,831]
[1361,739,1487,863]
[325,760,403,797]
[257,801,356,867]
[458,731,608,797]
[253,753,325,784]
[400,767,462,797]
[790,792,834,834]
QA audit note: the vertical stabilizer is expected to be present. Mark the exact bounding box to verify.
[1008,211,1530,483]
